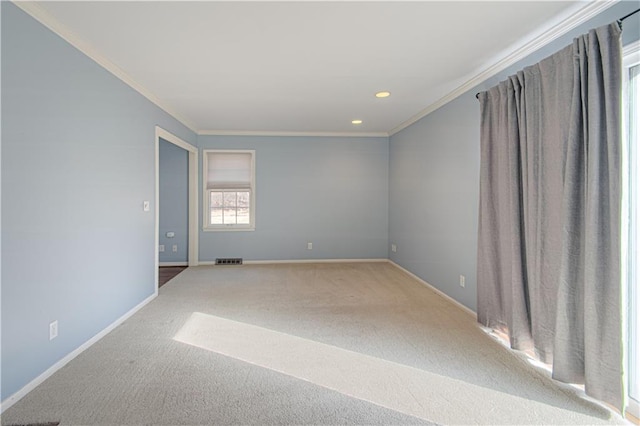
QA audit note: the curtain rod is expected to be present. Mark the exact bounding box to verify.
[475,7,640,100]
[618,8,640,24]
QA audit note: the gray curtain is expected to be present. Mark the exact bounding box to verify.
[477,22,623,411]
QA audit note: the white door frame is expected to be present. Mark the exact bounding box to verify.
[155,126,199,291]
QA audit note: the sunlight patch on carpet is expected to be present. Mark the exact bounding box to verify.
[173,312,579,424]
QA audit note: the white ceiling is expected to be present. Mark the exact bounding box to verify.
[26,1,598,135]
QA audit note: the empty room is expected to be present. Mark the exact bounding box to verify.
[2,1,640,425]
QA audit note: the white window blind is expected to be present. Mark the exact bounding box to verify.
[206,152,252,189]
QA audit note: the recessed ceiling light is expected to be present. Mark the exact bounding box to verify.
[352,119,363,125]
[375,91,391,98]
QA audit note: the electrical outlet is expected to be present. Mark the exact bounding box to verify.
[459,275,466,288]
[159,245,165,252]
[49,320,58,341]
[391,244,397,253]
[172,244,178,252]
[143,201,150,212]
[307,242,313,250]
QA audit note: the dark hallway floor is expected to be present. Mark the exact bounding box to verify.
[158,266,187,287]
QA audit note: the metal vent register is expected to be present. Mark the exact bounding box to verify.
[215,258,243,265]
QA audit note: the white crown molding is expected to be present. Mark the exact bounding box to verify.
[13,1,199,134]
[389,0,619,136]
[198,130,389,138]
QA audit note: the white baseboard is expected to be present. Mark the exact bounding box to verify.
[389,261,477,318]
[159,261,188,267]
[198,258,389,266]
[0,292,157,413]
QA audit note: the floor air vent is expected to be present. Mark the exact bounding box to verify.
[215,258,243,265]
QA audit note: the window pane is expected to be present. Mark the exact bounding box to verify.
[210,208,223,225]
[224,192,237,208]
[210,192,223,208]
[207,190,252,227]
[237,208,250,224]
[223,208,237,224]
[238,191,250,208]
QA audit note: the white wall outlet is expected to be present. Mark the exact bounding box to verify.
[143,201,150,212]
[307,242,313,250]
[391,244,397,253]
[459,275,466,288]
[49,320,58,341]
[172,244,178,252]
[159,245,165,252]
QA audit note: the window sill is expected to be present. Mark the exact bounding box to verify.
[203,227,255,232]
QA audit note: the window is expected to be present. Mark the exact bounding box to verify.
[203,150,255,231]
[624,42,639,419]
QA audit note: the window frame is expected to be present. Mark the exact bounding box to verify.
[202,149,256,232]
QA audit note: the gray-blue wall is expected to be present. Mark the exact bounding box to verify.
[388,1,640,312]
[389,97,480,310]
[197,135,389,261]
[1,3,196,401]
[159,138,189,263]
[2,0,638,406]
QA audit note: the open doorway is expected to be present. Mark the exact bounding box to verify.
[155,127,198,292]
[159,138,188,286]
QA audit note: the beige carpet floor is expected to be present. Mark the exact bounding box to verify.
[1,262,627,425]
